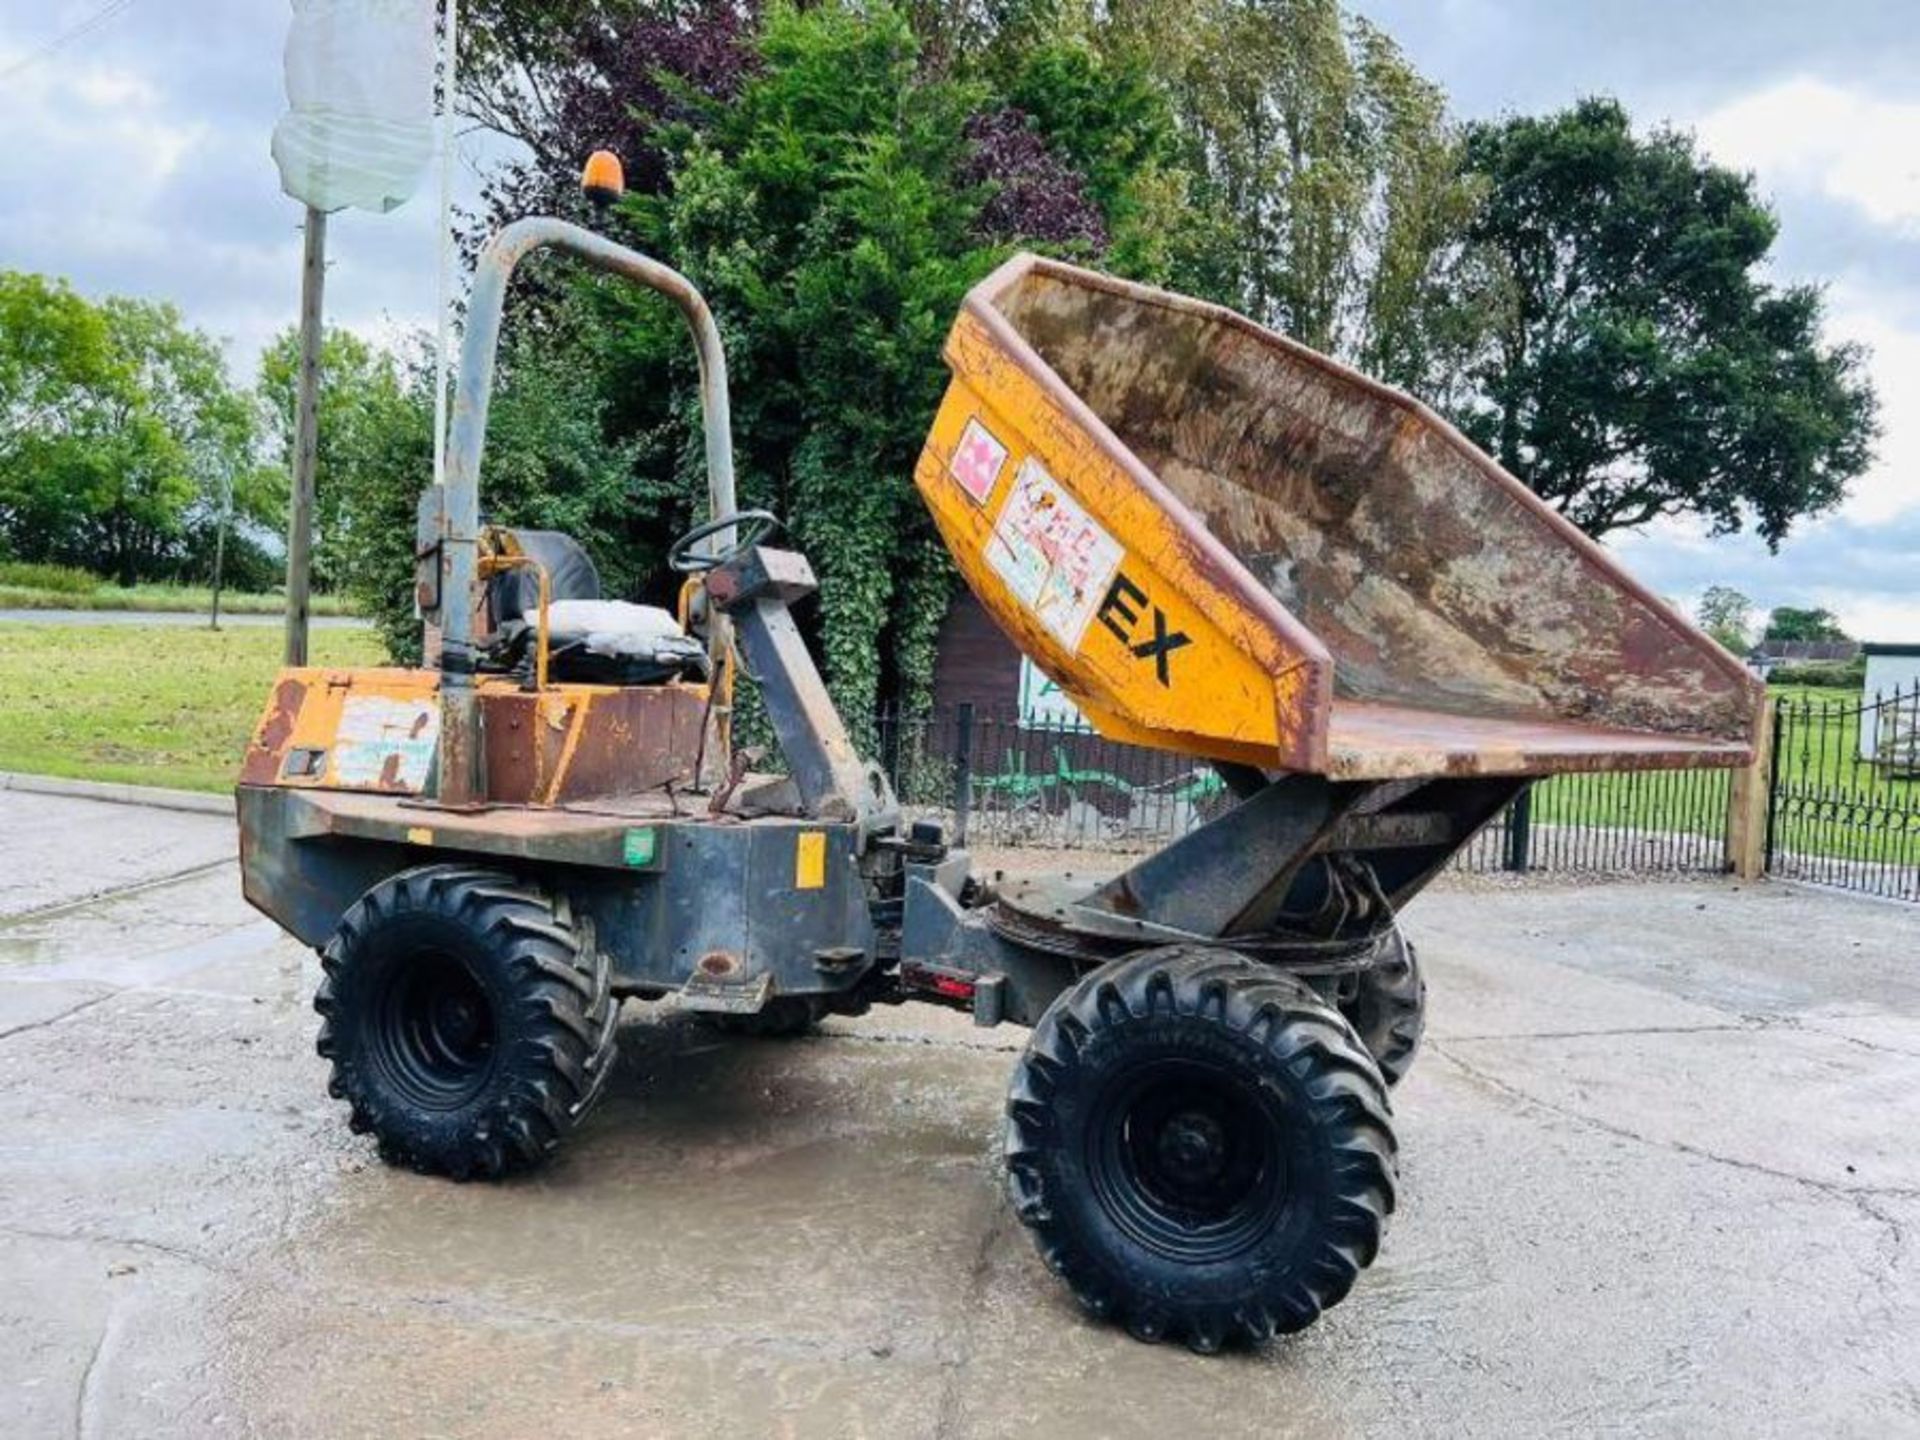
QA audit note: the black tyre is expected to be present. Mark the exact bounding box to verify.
[314,865,618,1179]
[693,996,822,1038]
[1340,930,1425,1087]
[1005,947,1396,1352]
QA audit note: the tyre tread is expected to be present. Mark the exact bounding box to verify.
[1005,945,1397,1352]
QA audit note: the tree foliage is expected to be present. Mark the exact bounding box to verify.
[1764,606,1849,644]
[1069,0,1483,391]
[1696,585,1754,653]
[421,2,1878,713]
[0,272,267,585]
[1456,99,1878,548]
[258,328,416,591]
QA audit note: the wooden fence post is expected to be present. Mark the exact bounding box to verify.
[1725,697,1777,880]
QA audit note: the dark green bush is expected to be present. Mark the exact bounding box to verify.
[1768,657,1866,688]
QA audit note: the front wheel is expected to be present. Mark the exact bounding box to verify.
[314,865,618,1179]
[1004,947,1397,1352]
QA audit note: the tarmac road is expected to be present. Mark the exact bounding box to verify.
[1,788,1916,1437]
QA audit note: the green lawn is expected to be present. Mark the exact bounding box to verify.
[0,623,385,792]
[0,582,358,615]
[1510,684,1919,868]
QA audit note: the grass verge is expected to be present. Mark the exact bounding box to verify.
[0,623,386,793]
[0,583,358,616]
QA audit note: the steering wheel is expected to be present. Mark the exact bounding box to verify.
[667,509,783,573]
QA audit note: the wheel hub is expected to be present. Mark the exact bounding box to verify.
[375,950,498,1110]
[1090,1057,1290,1264]
[1156,1110,1229,1186]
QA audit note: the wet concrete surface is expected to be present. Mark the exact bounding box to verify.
[1,789,1916,1437]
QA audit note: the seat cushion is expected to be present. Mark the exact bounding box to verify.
[531,600,709,685]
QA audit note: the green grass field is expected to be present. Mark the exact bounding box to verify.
[0,623,385,792]
[0,582,357,616]
[1510,683,1919,868]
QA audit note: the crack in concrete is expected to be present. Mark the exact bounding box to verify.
[1792,1024,1920,1063]
[1442,1021,1762,1044]
[71,1301,122,1440]
[815,1029,1023,1056]
[932,1195,1010,1440]
[0,1222,230,1276]
[0,857,234,931]
[1428,1040,1920,1207]
[1445,1011,1920,1064]
[0,991,114,1043]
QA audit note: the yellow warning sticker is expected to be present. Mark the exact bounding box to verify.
[795,831,827,890]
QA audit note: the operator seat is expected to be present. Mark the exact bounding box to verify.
[482,528,710,685]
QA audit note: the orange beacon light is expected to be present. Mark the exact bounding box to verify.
[582,150,625,208]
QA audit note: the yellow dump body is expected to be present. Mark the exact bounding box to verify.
[914,255,1764,779]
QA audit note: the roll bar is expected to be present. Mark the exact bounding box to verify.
[436,218,738,805]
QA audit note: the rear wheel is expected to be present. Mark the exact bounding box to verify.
[1340,930,1425,1087]
[1005,947,1396,1351]
[314,865,618,1179]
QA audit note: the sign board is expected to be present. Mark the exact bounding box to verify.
[1018,657,1085,729]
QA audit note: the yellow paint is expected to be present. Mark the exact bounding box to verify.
[794,831,827,890]
[913,309,1327,769]
[406,826,434,845]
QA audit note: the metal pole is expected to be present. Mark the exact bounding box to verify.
[284,204,327,666]
[209,462,230,631]
[953,702,976,846]
[1503,782,1533,873]
[431,0,458,497]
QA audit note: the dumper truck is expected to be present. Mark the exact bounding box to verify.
[237,164,1763,1351]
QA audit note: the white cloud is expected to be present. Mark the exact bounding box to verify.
[0,1,501,378]
[1609,507,1920,643]
[1823,283,1920,524]
[1698,77,1920,234]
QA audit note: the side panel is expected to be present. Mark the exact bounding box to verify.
[240,668,440,794]
[914,314,1332,772]
[572,823,874,1000]
[240,667,708,804]
[237,787,873,1002]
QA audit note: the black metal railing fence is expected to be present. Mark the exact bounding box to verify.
[868,704,1737,875]
[1766,685,1920,903]
[855,695,1920,902]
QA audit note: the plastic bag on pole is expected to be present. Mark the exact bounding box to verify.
[271,0,436,214]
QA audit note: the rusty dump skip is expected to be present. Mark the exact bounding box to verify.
[916,256,1764,778]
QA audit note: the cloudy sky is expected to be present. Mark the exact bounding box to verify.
[2,0,1916,639]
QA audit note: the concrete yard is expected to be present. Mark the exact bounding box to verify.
[1,788,1916,1437]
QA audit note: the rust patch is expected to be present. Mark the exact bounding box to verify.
[479,684,707,806]
[239,676,308,786]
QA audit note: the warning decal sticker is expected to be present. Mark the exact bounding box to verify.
[948,416,1009,505]
[984,456,1124,651]
[333,694,440,791]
